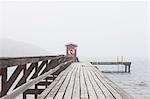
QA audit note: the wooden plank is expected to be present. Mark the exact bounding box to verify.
[45,63,76,99]
[103,77,133,99]
[0,55,72,68]
[91,62,131,66]
[1,61,72,99]
[15,63,38,89]
[38,63,133,99]
[88,67,115,99]
[63,64,78,99]
[37,63,73,99]
[54,64,77,99]
[72,64,80,99]
[24,89,44,94]
[1,64,25,97]
[0,68,7,97]
[86,67,106,99]
[80,65,88,99]
[92,67,133,99]
[83,66,97,99]
[91,67,122,99]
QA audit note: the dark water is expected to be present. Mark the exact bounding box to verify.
[97,60,150,99]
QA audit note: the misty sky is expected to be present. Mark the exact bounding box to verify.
[0,1,150,60]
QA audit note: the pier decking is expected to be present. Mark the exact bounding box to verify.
[91,62,131,73]
[37,63,133,99]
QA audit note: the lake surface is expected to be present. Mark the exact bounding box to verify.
[97,60,150,99]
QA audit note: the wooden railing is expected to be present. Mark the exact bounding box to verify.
[0,55,73,99]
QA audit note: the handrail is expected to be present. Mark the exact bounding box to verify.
[0,55,73,99]
[0,55,72,68]
[0,60,73,99]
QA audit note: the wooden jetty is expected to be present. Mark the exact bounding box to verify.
[37,63,133,99]
[91,62,131,73]
[0,55,133,99]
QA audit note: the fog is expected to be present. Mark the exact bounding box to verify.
[0,1,149,61]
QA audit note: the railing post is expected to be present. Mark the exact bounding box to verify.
[34,62,38,99]
[45,61,49,88]
[125,65,127,72]
[128,65,131,73]
[23,64,27,99]
[0,68,7,97]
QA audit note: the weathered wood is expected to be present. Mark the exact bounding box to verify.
[72,64,80,99]
[4,65,26,95]
[90,66,122,99]
[38,63,133,99]
[37,63,74,99]
[91,62,131,66]
[0,55,71,68]
[83,66,97,99]
[0,68,7,97]
[91,62,131,73]
[0,60,72,99]
[31,61,47,79]
[54,65,76,99]
[37,81,52,86]
[86,67,106,99]
[63,64,78,99]
[24,89,44,94]
[88,67,115,99]
[15,63,37,89]
[40,58,63,75]
[92,66,133,99]
[45,64,76,99]
[80,65,89,99]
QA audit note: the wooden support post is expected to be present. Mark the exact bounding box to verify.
[0,68,7,97]
[0,69,1,75]
[52,74,55,81]
[35,85,38,99]
[34,62,38,99]
[23,93,26,99]
[45,61,49,88]
[45,78,48,88]
[128,65,131,73]
[125,65,127,72]
[23,64,27,99]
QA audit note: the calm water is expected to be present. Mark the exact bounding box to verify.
[97,60,150,99]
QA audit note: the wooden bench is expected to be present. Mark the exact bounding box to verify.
[37,63,133,99]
